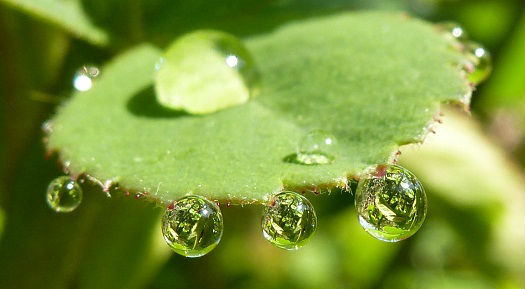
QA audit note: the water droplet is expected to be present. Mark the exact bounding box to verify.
[261,191,317,250]
[155,57,165,71]
[296,130,337,165]
[46,176,83,213]
[464,42,492,84]
[41,120,53,134]
[161,195,223,257]
[355,165,427,242]
[438,22,468,41]
[155,30,259,114]
[73,65,100,92]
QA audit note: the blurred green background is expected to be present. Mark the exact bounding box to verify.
[0,0,523,288]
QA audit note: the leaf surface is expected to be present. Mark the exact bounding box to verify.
[48,12,470,203]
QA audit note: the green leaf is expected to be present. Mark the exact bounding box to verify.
[1,0,108,45]
[47,12,470,204]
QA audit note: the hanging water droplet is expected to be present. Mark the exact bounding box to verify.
[46,176,83,213]
[155,30,259,114]
[296,130,337,165]
[73,65,100,92]
[438,22,468,41]
[464,42,492,84]
[355,165,427,242]
[261,191,317,250]
[41,120,53,134]
[154,57,165,71]
[161,195,223,257]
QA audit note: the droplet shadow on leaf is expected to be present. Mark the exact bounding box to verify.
[282,153,334,165]
[282,153,302,164]
[127,86,190,118]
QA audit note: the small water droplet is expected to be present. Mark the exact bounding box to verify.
[41,120,53,134]
[73,65,99,92]
[464,42,492,84]
[438,22,468,41]
[296,130,337,165]
[161,195,223,257]
[46,176,83,213]
[355,165,427,242]
[261,191,317,250]
[155,57,165,71]
[155,30,259,114]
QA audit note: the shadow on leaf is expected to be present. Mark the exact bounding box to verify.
[283,153,302,164]
[127,86,189,118]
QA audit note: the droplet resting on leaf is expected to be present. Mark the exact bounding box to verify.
[355,165,427,242]
[436,22,492,85]
[155,30,259,114]
[295,130,337,165]
[438,22,468,41]
[464,42,492,85]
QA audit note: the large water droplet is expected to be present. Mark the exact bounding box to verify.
[439,22,468,41]
[261,191,317,250]
[155,30,259,114]
[73,65,100,92]
[464,42,492,84]
[296,130,337,165]
[46,176,83,213]
[355,165,427,242]
[161,195,223,257]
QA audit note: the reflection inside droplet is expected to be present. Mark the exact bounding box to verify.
[161,195,223,257]
[355,165,427,242]
[261,191,317,250]
[46,176,83,213]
